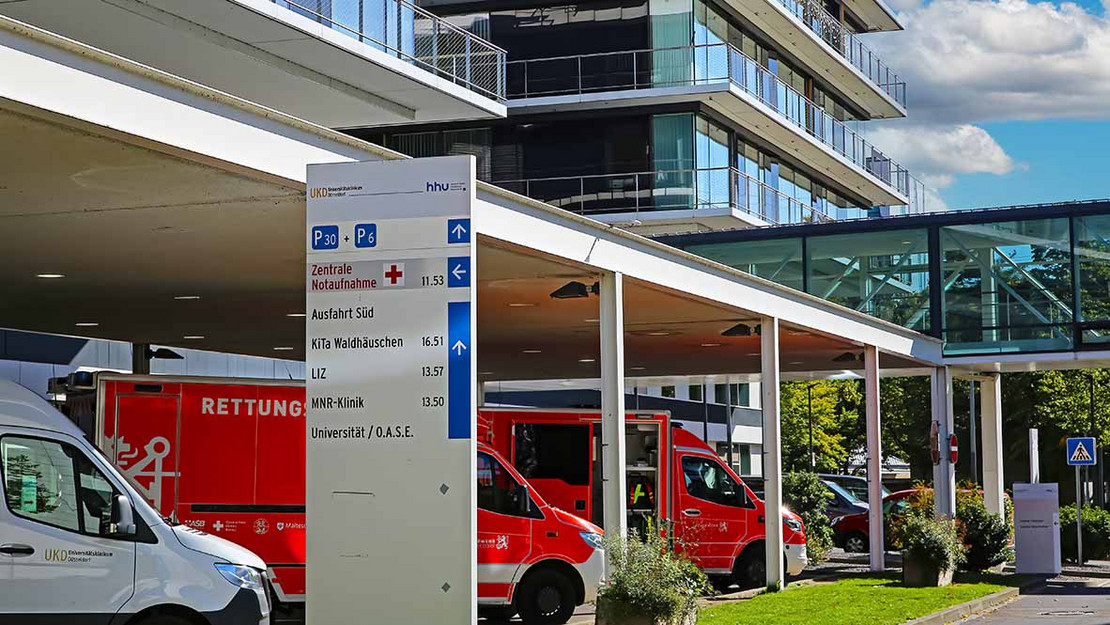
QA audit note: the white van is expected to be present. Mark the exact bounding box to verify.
[0,379,271,624]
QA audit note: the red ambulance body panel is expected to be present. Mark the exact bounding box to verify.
[66,374,604,623]
[478,408,809,583]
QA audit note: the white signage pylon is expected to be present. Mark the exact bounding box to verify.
[305,156,477,623]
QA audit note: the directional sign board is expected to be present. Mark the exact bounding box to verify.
[305,156,476,623]
[1067,437,1097,466]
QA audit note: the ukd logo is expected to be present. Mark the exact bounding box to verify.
[309,187,330,198]
[45,548,69,562]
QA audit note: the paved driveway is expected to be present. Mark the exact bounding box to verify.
[963,579,1110,625]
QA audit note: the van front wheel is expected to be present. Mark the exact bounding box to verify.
[517,569,576,625]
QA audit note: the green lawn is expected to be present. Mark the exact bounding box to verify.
[698,575,1010,625]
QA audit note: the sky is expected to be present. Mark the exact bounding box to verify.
[862,0,1110,211]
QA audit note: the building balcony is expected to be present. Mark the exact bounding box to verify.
[747,0,906,117]
[0,0,507,128]
[491,166,904,234]
[506,43,914,207]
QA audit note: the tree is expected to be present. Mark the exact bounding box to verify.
[779,379,861,473]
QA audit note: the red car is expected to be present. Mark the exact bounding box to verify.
[831,489,916,553]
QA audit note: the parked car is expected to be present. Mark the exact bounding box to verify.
[821,479,868,521]
[820,473,890,505]
[831,489,915,553]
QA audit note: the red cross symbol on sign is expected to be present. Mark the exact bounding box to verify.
[384,263,405,286]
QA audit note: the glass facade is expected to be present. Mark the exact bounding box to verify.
[371,111,880,223]
[671,204,1110,356]
[941,218,1072,354]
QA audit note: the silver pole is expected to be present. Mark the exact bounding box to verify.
[1077,464,1084,564]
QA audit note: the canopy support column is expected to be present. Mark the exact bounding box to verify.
[761,316,784,590]
[932,367,957,518]
[981,373,1005,518]
[864,345,884,571]
[600,271,627,554]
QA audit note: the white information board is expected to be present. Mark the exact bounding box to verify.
[305,156,477,623]
[1013,482,1061,575]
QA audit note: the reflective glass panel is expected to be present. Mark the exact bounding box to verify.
[941,218,1072,354]
[685,238,804,291]
[806,229,930,332]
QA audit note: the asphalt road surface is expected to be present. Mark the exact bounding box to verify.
[964,579,1110,625]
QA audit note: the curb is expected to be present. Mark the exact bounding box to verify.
[901,587,1019,625]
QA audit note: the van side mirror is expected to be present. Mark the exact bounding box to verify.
[109,494,137,537]
[515,484,532,515]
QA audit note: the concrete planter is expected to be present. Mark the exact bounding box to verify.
[902,552,954,587]
[595,598,698,625]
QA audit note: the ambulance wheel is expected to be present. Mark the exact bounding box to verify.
[137,616,193,625]
[710,575,735,593]
[517,569,576,625]
[480,606,517,623]
[736,549,766,589]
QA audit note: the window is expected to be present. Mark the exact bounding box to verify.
[688,384,704,402]
[2,436,120,536]
[513,423,590,485]
[477,452,539,518]
[681,456,747,507]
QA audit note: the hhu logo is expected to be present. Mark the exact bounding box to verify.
[426,181,450,192]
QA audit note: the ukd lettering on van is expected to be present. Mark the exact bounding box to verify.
[200,397,304,417]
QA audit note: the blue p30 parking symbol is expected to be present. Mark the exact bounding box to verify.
[311,225,339,250]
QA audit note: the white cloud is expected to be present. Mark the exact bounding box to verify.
[860,0,1110,203]
[872,0,1110,124]
[867,123,1016,180]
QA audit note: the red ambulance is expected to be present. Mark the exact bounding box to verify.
[478,408,808,589]
[60,373,604,624]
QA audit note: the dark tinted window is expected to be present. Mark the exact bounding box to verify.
[477,452,536,518]
[681,456,746,507]
[514,423,590,485]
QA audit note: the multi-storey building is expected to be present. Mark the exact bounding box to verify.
[355,0,926,234]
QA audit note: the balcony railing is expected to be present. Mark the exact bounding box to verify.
[774,0,905,107]
[273,0,506,101]
[506,43,915,199]
[493,167,838,225]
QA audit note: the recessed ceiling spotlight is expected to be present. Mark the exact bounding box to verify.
[508,303,536,308]
[647,331,672,336]
[700,343,722,347]
[630,366,646,371]
[183,335,205,340]
[578,358,596,363]
[522,349,542,354]
[36,273,65,279]
[74,322,99,327]
[788,361,805,365]
[286,313,306,318]
[174,295,201,301]
[273,346,294,351]
[584,318,599,323]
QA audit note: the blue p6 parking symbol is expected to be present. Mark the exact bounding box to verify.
[355,223,377,248]
[311,225,339,250]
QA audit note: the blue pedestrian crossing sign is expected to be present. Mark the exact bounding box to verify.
[1067,437,1097,466]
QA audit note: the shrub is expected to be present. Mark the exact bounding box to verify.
[783,472,833,564]
[597,522,709,623]
[955,490,1012,572]
[1060,505,1110,562]
[900,512,965,573]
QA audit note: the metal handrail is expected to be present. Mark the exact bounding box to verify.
[506,42,917,200]
[492,166,840,225]
[773,0,906,107]
[273,0,507,100]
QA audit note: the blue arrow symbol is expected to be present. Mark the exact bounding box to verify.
[452,222,467,238]
[452,263,467,281]
[452,340,468,356]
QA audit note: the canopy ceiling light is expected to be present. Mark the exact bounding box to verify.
[833,351,862,363]
[146,347,184,360]
[549,281,600,299]
[721,322,761,337]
